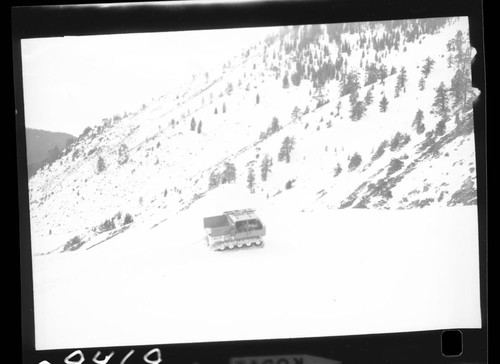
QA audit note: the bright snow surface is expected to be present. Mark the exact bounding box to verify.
[32,184,481,350]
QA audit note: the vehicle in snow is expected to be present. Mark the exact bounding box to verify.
[203,209,266,251]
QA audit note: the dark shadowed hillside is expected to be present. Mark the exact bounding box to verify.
[25,128,75,177]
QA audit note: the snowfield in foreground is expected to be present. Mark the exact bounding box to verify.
[32,192,481,350]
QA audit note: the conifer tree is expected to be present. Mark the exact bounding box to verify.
[421,57,435,78]
[222,162,236,184]
[412,109,425,134]
[278,136,296,163]
[379,64,388,85]
[282,74,290,89]
[256,93,260,104]
[379,95,389,112]
[432,82,450,118]
[118,143,129,165]
[260,154,271,181]
[190,117,196,131]
[450,68,473,109]
[197,120,202,134]
[291,106,302,121]
[247,167,256,193]
[271,117,281,133]
[418,77,426,91]
[364,89,374,105]
[97,155,106,174]
[394,66,408,97]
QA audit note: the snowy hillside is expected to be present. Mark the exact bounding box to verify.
[27,17,478,255]
[24,17,482,350]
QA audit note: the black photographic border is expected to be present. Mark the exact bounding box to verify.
[11,0,487,363]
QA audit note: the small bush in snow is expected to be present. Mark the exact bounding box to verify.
[348,153,362,171]
[124,213,134,225]
[389,132,411,152]
[63,236,84,252]
[372,140,388,161]
[99,219,116,233]
[334,163,342,177]
[96,155,106,174]
[387,158,404,176]
[118,144,129,165]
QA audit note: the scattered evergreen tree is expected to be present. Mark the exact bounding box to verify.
[364,63,380,86]
[247,167,256,193]
[421,57,435,78]
[418,77,426,91]
[282,74,290,89]
[432,82,450,119]
[379,64,388,84]
[260,154,272,181]
[63,236,84,252]
[278,136,296,163]
[350,92,366,121]
[435,114,450,136]
[389,132,411,151]
[221,162,236,184]
[222,102,227,113]
[214,107,218,114]
[99,218,116,233]
[333,163,342,177]
[96,155,106,174]
[226,82,234,95]
[364,89,374,105]
[256,93,260,104]
[394,66,408,97]
[412,109,426,134]
[208,170,220,189]
[336,101,341,116]
[123,213,134,225]
[118,143,129,165]
[387,158,404,176]
[271,117,281,133]
[348,153,362,171]
[340,71,361,97]
[450,68,473,110]
[379,95,389,112]
[390,66,397,75]
[447,30,469,70]
[190,117,196,131]
[291,106,302,121]
[197,120,202,134]
[372,140,389,161]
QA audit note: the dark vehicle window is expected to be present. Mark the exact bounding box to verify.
[235,221,247,233]
[247,219,262,231]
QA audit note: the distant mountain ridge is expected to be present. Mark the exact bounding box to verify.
[25,128,75,177]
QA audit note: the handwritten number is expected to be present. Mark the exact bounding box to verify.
[93,351,115,364]
[144,348,162,364]
[64,350,84,364]
[120,350,135,364]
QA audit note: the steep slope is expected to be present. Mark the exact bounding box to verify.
[26,17,478,255]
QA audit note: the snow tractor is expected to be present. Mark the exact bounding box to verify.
[203,209,266,251]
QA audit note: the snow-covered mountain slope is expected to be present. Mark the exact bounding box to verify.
[26,17,478,255]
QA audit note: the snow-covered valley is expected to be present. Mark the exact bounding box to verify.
[23,16,482,350]
[33,185,481,349]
